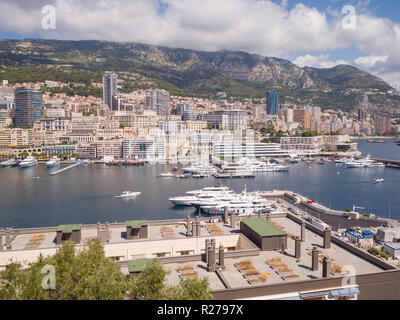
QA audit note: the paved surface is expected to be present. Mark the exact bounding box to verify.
[282,196,385,230]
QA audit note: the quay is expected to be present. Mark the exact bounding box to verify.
[49,163,80,175]
[371,158,400,169]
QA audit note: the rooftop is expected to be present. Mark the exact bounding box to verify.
[241,218,286,237]
[56,224,82,232]
[127,258,153,273]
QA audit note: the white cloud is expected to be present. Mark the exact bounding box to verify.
[0,0,399,88]
[293,54,349,69]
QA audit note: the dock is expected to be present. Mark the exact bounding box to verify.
[212,172,255,179]
[50,163,80,175]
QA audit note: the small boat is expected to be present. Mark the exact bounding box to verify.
[119,191,141,198]
[159,172,174,177]
[373,178,384,183]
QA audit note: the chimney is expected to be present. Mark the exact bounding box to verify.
[224,206,228,224]
[196,218,201,237]
[207,245,215,272]
[301,221,306,242]
[295,237,301,261]
[211,238,216,252]
[191,220,196,237]
[205,239,210,263]
[219,244,225,269]
[5,228,10,249]
[105,222,110,240]
[186,215,191,236]
[323,227,331,249]
[312,247,319,271]
[322,256,331,278]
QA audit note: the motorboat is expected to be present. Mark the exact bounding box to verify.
[1,159,17,167]
[119,191,141,198]
[159,172,174,177]
[46,156,61,168]
[373,178,384,183]
[19,156,38,168]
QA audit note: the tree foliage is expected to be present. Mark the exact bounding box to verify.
[0,240,213,300]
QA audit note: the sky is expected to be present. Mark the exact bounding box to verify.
[0,0,400,88]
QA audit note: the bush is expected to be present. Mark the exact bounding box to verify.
[368,247,391,260]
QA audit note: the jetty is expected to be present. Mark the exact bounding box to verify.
[50,163,80,175]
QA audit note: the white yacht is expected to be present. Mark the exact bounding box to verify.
[185,185,233,196]
[159,172,174,177]
[46,156,61,168]
[119,191,141,198]
[345,156,385,168]
[19,156,38,168]
[1,159,17,167]
[373,178,384,183]
[182,163,213,175]
[201,196,270,216]
[235,158,289,173]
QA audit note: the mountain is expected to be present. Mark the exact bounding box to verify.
[0,39,398,114]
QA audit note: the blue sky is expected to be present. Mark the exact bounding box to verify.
[0,0,399,88]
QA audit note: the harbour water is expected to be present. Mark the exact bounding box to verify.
[0,139,399,228]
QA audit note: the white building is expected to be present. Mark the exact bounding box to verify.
[122,138,165,160]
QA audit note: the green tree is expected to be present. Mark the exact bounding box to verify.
[165,278,213,300]
[129,259,169,300]
[0,240,128,300]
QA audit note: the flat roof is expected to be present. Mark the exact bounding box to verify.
[241,218,287,237]
[56,224,82,232]
[127,258,153,273]
[126,220,148,227]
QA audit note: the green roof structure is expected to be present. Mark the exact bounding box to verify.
[125,220,148,227]
[127,258,153,273]
[126,220,148,227]
[56,224,82,232]
[241,218,287,237]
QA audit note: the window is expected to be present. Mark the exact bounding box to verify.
[153,252,170,258]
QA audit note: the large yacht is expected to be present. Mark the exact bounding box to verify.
[46,156,61,168]
[185,185,233,196]
[182,163,213,175]
[19,156,38,168]
[1,159,17,167]
[344,155,385,168]
[200,196,271,216]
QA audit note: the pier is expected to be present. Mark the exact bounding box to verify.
[50,163,80,175]
[371,158,400,169]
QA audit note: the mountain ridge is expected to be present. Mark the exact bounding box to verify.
[0,39,398,114]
